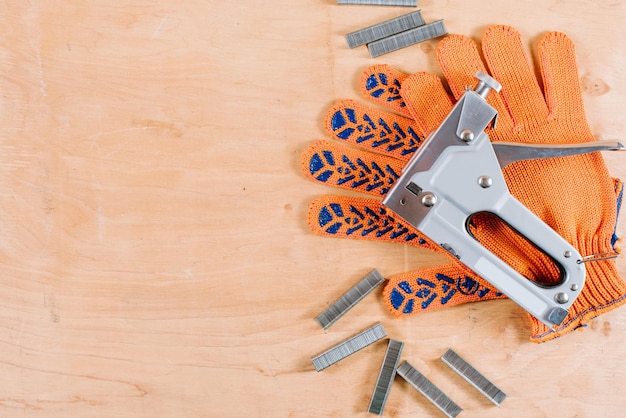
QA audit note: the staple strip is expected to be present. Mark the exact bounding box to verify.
[367,20,447,57]
[346,11,425,48]
[441,348,507,406]
[368,339,404,415]
[316,269,385,329]
[338,0,418,6]
[311,323,387,372]
[397,361,463,418]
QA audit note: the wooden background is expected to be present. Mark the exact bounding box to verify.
[0,1,624,417]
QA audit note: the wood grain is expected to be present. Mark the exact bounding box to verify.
[0,1,624,417]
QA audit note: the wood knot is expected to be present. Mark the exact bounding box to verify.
[420,42,434,53]
[581,73,610,96]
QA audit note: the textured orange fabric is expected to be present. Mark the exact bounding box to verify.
[358,64,413,118]
[398,26,626,342]
[306,194,506,314]
[303,68,508,312]
[302,26,625,342]
[467,213,561,287]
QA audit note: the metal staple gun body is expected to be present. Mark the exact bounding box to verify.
[382,72,624,328]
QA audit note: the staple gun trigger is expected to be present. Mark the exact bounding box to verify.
[382,72,623,328]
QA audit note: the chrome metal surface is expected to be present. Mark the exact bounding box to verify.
[441,348,507,406]
[315,269,385,329]
[478,176,493,188]
[346,10,424,48]
[338,0,417,5]
[555,292,569,304]
[311,323,387,372]
[367,20,446,57]
[460,129,474,143]
[397,361,462,418]
[474,72,502,98]
[368,339,404,415]
[493,140,625,169]
[577,250,621,264]
[421,193,437,207]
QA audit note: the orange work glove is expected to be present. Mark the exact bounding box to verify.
[303,25,625,342]
[407,25,626,342]
[303,70,506,317]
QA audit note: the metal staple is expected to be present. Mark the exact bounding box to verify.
[315,269,385,329]
[311,323,387,372]
[441,348,507,406]
[368,339,404,415]
[397,361,463,418]
[338,0,418,6]
[367,19,447,57]
[346,10,425,48]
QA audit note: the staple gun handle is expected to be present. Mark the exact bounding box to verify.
[464,194,585,326]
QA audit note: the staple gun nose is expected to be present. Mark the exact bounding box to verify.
[382,72,623,328]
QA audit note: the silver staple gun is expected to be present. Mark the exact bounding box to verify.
[382,72,624,328]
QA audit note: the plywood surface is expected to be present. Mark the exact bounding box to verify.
[0,1,625,417]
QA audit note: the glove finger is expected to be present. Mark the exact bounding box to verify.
[302,139,403,197]
[360,64,412,118]
[400,72,454,135]
[436,34,515,134]
[537,31,586,124]
[383,264,505,317]
[481,25,549,127]
[325,99,424,160]
[307,194,437,249]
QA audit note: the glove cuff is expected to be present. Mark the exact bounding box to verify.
[530,257,626,342]
[530,178,625,342]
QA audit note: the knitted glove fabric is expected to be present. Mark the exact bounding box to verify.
[303,26,625,342]
[303,65,506,316]
[397,25,626,342]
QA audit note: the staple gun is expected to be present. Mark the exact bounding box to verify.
[382,72,623,328]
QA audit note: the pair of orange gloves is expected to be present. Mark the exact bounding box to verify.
[302,25,626,342]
